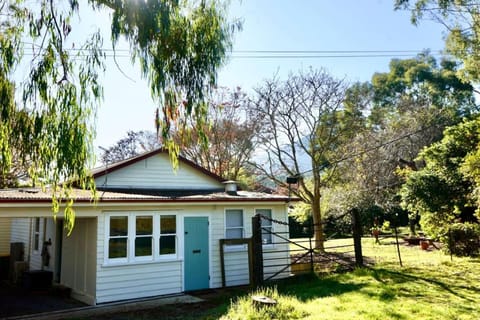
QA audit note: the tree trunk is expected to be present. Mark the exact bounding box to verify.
[311,194,325,252]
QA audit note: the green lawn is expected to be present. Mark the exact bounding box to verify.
[78,236,480,320]
[221,237,480,320]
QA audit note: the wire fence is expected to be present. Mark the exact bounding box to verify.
[258,214,359,281]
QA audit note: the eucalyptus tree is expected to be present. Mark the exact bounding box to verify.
[395,0,480,82]
[328,53,477,233]
[0,0,237,233]
[251,69,353,251]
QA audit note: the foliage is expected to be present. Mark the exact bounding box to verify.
[100,130,159,164]
[400,117,480,239]
[395,0,480,82]
[288,215,314,238]
[445,222,480,257]
[221,287,308,320]
[331,53,477,236]
[0,1,236,234]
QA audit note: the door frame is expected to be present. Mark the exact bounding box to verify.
[183,215,211,291]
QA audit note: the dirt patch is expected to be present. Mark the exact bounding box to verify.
[291,251,375,273]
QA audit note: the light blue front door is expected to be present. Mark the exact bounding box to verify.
[184,217,209,291]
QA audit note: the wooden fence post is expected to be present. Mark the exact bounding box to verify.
[351,208,364,267]
[251,214,264,287]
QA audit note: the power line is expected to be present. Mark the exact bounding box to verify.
[296,124,436,177]
[19,43,446,60]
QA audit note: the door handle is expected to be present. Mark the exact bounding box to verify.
[192,249,201,254]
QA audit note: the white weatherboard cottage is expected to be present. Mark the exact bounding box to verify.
[0,149,291,305]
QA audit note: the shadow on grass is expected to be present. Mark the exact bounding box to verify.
[270,273,365,302]
[367,267,479,303]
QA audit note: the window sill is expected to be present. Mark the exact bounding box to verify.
[102,257,182,268]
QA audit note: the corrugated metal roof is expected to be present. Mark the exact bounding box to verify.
[0,188,292,203]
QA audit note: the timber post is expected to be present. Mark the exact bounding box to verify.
[351,208,364,267]
[251,214,264,287]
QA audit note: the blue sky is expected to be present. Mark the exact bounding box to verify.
[84,0,447,153]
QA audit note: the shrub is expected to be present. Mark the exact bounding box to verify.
[220,287,308,320]
[445,222,480,256]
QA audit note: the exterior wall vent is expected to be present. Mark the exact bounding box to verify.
[223,180,238,195]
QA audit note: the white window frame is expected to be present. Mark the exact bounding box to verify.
[224,209,246,251]
[158,215,177,259]
[104,212,179,265]
[134,215,153,262]
[256,208,274,247]
[33,217,41,253]
[106,214,129,264]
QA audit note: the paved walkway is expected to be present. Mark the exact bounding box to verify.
[0,282,202,320]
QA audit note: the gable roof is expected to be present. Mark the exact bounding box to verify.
[91,148,226,184]
[0,149,297,205]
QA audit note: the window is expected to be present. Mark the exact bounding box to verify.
[109,216,128,259]
[135,216,152,257]
[33,217,40,251]
[160,215,176,255]
[257,209,273,245]
[225,209,244,239]
[106,212,179,264]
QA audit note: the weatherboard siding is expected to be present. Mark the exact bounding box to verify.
[96,262,182,303]
[95,153,223,190]
[61,218,97,305]
[224,251,250,286]
[0,218,11,256]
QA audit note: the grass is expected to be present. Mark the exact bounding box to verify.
[221,237,480,320]
[75,236,480,319]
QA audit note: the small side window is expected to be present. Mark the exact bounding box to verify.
[225,209,244,239]
[257,209,273,245]
[33,218,40,251]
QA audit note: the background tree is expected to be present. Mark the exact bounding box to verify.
[400,117,480,239]
[251,69,352,251]
[326,53,477,234]
[395,0,480,82]
[176,87,260,186]
[100,130,160,164]
[0,1,236,233]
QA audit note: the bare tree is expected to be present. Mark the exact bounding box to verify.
[100,130,160,164]
[251,69,351,251]
[177,87,260,184]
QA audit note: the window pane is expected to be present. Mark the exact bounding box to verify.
[136,216,152,235]
[160,235,176,255]
[34,234,40,251]
[135,237,152,256]
[226,210,243,227]
[226,228,243,239]
[258,209,272,227]
[110,216,128,236]
[262,229,272,244]
[109,238,127,258]
[161,215,176,234]
[34,218,40,232]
